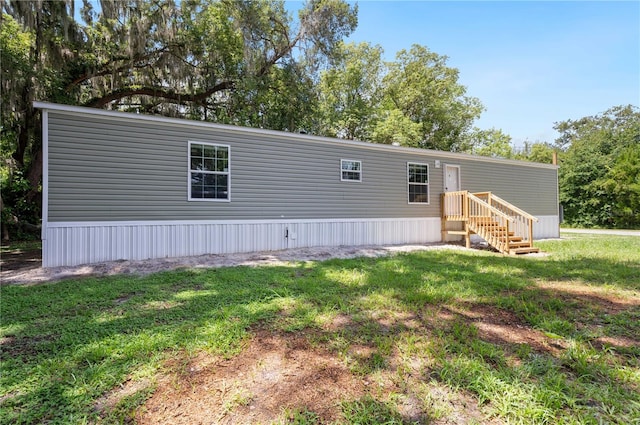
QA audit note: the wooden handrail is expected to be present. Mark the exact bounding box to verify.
[467,192,513,222]
[442,191,513,222]
[484,193,539,222]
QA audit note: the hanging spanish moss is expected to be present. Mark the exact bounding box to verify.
[1,0,357,239]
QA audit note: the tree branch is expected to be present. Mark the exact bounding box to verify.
[83,81,235,108]
[65,46,174,91]
[257,33,301,77]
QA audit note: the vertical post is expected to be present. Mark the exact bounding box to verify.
[528,218,534,247]
[464,191,470,248]
[441,193,446,242]
[465,221,471,249]
[505,220,510,254]
[463,191,469,220]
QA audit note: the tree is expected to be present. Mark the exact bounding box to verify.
[515,141,555,164]
[317,41,384,140]
[1,5,81,236]
[382,44,483,151]
[71,0,357,117]
[469,128,513,159]
[555,105,640,228]
[370,109,423,146]
[1,0,357,239]
[601,144,640,228]
[315,43,484,149]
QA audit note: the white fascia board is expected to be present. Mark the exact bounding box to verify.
[33,101,558,170]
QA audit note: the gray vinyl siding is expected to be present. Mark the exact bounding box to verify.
[452,160,558,215]
[47,111,558,222]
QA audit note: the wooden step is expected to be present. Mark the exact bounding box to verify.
[509,241,533,248]
[510,247,540,255]
[446,230,468,235]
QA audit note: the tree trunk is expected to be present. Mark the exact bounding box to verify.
[0,194,8,242]
[25,148,43,209]
[12,88,33,167]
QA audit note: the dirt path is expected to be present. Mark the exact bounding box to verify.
[1,243,480,285]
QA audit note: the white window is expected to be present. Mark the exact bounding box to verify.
[408,162,429,204]
[341,159,362,182]
[188,142,230,201]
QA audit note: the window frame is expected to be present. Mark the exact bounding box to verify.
[340,159,362,182]
[407,162,430,205]
[187,141,231,202]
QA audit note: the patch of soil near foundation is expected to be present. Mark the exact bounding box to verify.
[136,330,366,424]
[1,243,476,285]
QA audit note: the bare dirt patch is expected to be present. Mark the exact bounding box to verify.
[535,281,640,314]
[134,327,498,425]
[94,378,153,416]
[136,330,366,424]
[446,303,568,356]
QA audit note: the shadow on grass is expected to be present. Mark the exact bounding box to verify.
[1,242,638,424]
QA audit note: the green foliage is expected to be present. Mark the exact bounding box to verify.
[0,170,40,239]
[0,239,41,253]
[0,13,34,160]
[556,105,640,228]
[601,145,640,228]
[316,42,485,150]
[370,108,423,146]
[469,127,514,158]
[382,44,484,151]
[318,42,385,140]
[0,13,32,130]
[515,141,556,164]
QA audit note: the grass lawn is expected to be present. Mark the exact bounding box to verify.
[0,240,41,253]
[1,235,639,424]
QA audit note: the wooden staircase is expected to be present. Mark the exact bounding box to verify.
[441,191,540,255]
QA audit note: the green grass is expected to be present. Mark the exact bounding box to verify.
[0,240,41,253]
[1,234,639,424]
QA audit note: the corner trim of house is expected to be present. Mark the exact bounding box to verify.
[41,110,49,241]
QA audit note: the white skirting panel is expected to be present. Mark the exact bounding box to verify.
[533,215,560,239]
[43,217,442,267]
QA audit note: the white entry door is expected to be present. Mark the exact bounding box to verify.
[444,164,461,192]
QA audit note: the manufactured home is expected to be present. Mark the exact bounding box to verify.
[35,102,560,267]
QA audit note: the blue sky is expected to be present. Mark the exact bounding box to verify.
[339,1,639,145]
